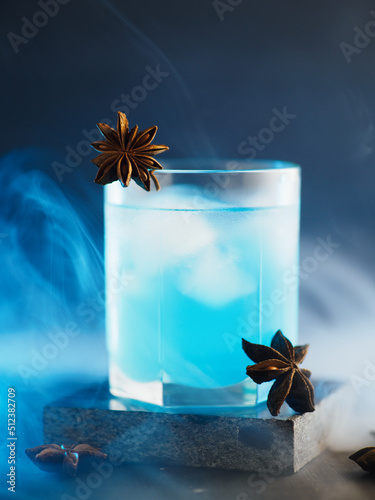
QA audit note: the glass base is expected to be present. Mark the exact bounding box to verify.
[109,362,268,408]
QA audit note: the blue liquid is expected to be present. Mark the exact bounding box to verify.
[105,202,299,404]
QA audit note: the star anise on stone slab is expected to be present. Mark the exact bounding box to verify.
[242,330,315,417]
[91,111,169,191]
[25,443,107,476]
[349,447,375,473]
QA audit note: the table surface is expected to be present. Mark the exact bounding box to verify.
[18,449,375,500]
[2,375,372,500]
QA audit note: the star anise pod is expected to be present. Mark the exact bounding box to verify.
[349,447,375,473]
[91,111,169,191]
[242,330,315,416]
[25,443,107,476]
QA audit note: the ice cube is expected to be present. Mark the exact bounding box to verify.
[122,203,217,279]
[177,246,257,307]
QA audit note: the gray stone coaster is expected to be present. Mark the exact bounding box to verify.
[43,380,343,474]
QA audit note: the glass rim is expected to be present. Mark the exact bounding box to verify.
[156,158,300,175]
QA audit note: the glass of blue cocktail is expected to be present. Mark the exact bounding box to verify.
[105,159,300,408]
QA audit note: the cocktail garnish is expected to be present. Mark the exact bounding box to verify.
[91,111,169,191]
[349,447,375,473]
[242,330,315,416]
[25,443,107,476]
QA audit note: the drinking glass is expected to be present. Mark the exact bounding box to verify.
[105,159,301,408]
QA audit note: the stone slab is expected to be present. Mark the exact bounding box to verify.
[43,380,343,474]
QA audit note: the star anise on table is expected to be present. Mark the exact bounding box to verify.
[25,443,107,476]
[91,111,169,191]
[349,447,375,473]
[242,330,315,416]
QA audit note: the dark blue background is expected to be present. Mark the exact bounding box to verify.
[1,1,375,498]
[2,0,375,235]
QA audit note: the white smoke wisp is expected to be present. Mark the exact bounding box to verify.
[299,238,375,452]
[2,149,375,453]
[0,149,106,380]
[93,0,215,158]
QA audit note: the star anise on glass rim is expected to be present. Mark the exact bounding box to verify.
[25,443,107,476]
[242,330,315,416]
[91,111,169,191]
